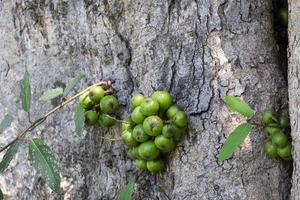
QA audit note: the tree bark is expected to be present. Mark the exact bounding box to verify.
[288,0,300,199]
[0,0,291,199]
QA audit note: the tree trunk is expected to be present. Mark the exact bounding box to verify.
[0,0,291,199]
[288,0,300,199]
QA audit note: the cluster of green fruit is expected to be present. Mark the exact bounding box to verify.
[122,91,188,172]
[79,85,119,127]
[262,109,292,161]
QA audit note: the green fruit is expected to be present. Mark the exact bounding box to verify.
[162,124,179,138]
[135,160,148,170]
[173,111,188,127]
[100,95,119,114]
[121,117,135,132]
[151,91,172,111]
[128,149,135,160]
[264,127,281,137]
[272,132,288,148]
[277,143,292,160]
[128,146,140,160]
[85,110,98,125]
[138,141,160,160]
[79,92,94,109]
[140,98,159,116]
[279,116,290,128]
[166,104,181,119]
[130,93,145,108]
[89,86,105,103]
[264,140,278,158]
[122,130,139,147]
[131,146,140,159]
[133,124,150,142]
[131,106,145,124]
[154,135,175,152]
[143,116,164,136]
[262,109,278,125]
[98,113,116,127]
[278,7,288,27]
[173,127,184,142]
[146,159,164,172]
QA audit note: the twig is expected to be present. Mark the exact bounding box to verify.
[0,81,111,153]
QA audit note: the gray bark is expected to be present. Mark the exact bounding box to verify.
[0,0,291,199]
[288,1,300,199]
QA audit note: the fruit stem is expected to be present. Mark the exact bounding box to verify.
[103,114,129,124]
[164,119,175,124]
[0,80,111,153]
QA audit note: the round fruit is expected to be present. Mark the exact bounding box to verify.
[166,104,181,119]
[98,113,116,127]
[264,140,278,158]
[279,116,290,128]
[122,117,135,132]
[135,160,148,170]
[272,132,288,148]
[278,7,288,27]
[162,124,180,138]
[89,86,105,103]
[131,106,145,124]
[151,91,172,111]
[173,127,184,142]
[79,92,94,109]
[154,135,175,152]
[140,98,159,116]
[143,116,164,136]
[147,159,164,172]
[85,110,98,125]
[122,130,139,147]
[173,111,188,127]
[138,141,160,160]
[128,149,135,160]
[131,146,140,160]
[130,93,145,108]
[264,127,281,137]
[133,124,150,142]
[277,143,292,160]
[100,95,119,114]
[262,109,278,125]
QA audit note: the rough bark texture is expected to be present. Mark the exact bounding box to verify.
[0,0,291,199]
[288,1,300,199]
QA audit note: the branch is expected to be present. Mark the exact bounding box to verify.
[0,80,111,153]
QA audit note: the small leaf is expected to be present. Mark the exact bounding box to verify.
[39,88,64,101]
[224,96,254,118]
[218,123,252,161]
[63,74,86,97]
[0,115,14,135]
[0,188,3,200]
[29,138,61,192]
[118,179,135,200]
[74,104,85,137]
[0,139,21,172]
[20,69,31,112]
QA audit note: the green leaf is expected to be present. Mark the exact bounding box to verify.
[0,139,21,172]
[63,74,86,97]
[224,96,254,118]
[39,88,64,101]
[218,123,252,161]
[74,104,85,137]
[0,188,3,200]
[0,114,14,135]
[119,179,135,200]
[20,69,31,112]
[29,138,61,192]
